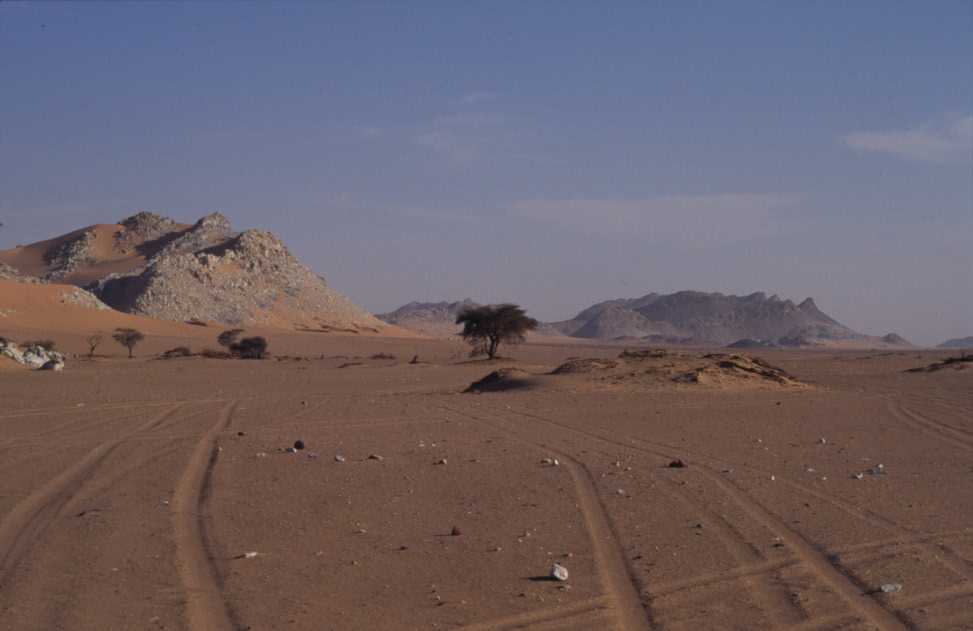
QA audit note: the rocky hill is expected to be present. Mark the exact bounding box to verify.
[550,291,910,347]
[0,212,387,332]
[376,300,479,336]
[938,336,973,349]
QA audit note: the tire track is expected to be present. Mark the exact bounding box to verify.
[442,404,653,631]
[888,398,973,452]
[0,403,184,585]
[478,403,911,631]
[454,596,611,630]
[171,400,238,631]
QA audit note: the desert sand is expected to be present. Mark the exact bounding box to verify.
[0,310,971,631]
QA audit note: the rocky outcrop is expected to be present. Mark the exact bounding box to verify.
[0,340,66,370]
[94,226,383,330]
[0,262,44,284]
[552,291,864,346]
[937,336,973,349]
[377,299,479,335]
[42,229,96,280]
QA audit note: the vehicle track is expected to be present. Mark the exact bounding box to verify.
[887,399,973,452]
[441,404,653,631]
[171,400,238,631]
[454,596,611,630]
[0,403,184,585]
[477,402,911,631]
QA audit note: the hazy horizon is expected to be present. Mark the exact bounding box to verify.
[2,3,970,345]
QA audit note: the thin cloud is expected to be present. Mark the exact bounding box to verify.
[459,91,497,105]
[511,193,801,244]
[414,114,508,165]
[842,113,973,165]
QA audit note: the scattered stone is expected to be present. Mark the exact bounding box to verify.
[852,473,865,480]
[450,526,462,536]
[237,431,246,436]
[285,447,297,453]
[436,458,448,465]
[616,489,627,496]
[368,454,384,461]
[334,454,346,463]
[880,583,902,594]
[668,459,687,469]
[239,551,259,559]
[818,438,827,445]
[255,452,268,458]
[294,440,305,450]
[549,563,569,581]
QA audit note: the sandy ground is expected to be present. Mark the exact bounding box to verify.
[0,328,970,630]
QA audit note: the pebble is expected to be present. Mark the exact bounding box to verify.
[550,563,569,581]
[436,458,448,465]
[368,454,384,461]
[668,459,687,469]
[335,454,346,463]
[294,440,305,450]
[450,526,462,536]
[880,583,902,593]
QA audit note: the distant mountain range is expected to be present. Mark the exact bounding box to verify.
[938,337,973,349]
[379,291,913,348]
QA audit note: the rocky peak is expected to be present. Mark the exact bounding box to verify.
[192,212,232,236]
[119,211,178,234]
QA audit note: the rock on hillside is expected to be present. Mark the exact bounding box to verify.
[93,221,384,330]
[553,291,877,346]
[938,336,973,349]
[377,300,480,336]
[2,211,385,331]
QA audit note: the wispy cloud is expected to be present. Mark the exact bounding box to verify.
[459,91,497,105]
[414,114,508,165]
[842,113,973,165]
[511,193,801,244]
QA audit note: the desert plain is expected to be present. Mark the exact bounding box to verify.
[0,322,971,631]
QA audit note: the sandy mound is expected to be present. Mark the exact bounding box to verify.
[466,351,806,394]
[550,357,622,374]
[550,350,806,391]
[464,368,537,393]
[0,280,205,337]
[906,354,973,373]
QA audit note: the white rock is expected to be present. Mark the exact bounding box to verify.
[550,563,569,581]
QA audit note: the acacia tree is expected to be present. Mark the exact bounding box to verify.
[112,328,145,359]
[86,333,103,358]
[455,303,538,360]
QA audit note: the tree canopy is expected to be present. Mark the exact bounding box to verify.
[112,327,145,358]
[455,303,538,359]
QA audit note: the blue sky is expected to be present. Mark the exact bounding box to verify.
[1,2,970,344]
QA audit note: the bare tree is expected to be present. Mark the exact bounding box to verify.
[86,333,103,359]
[455,303,538,359]
[112,328,145,359]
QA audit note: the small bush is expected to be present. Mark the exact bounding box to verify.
[24,339,57,352]
[160,346,193,359]
[218,328,245,349]
[200,348,232,359]
[231,336,269,359]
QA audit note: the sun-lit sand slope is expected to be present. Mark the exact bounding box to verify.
[0,336,970,630]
